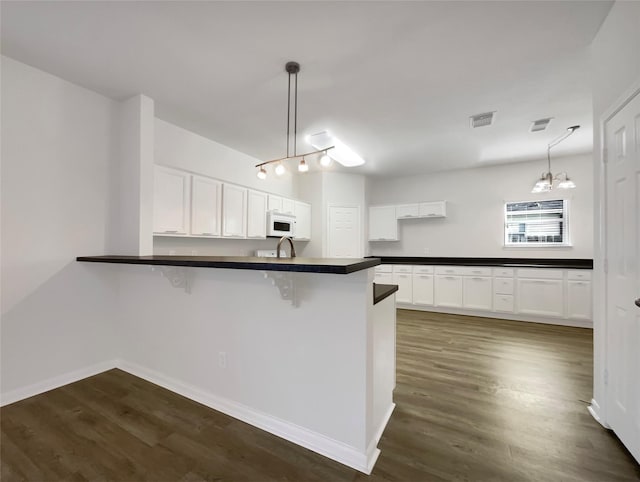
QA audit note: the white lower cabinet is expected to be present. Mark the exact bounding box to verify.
[434,275,463,308]
[377,263,592,325]
[516,278,564,318]
[413,274,434,306]
[463,276,492,311]
[567,280,592,320]
[393,273,413,304]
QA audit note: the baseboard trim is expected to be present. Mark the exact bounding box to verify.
[0,359,118,407]
[588,398,610,429]
[396,304,593,328]
[116,360,378,474]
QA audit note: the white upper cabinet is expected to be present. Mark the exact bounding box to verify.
[282,198,295,215]
[294,201,311,240]
[153,166,190,235]
[247,190,267,239]
[419,201,446,218]
[268,195,283,212]
[222,183,247,238]
[369,206,398,241]
[396,204,420,219]
[190,175,222,237]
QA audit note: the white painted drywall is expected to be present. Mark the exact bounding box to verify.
[589,1,640,427]
[368,153,593,259]
[1,56,118,397]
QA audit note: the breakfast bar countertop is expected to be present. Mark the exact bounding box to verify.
[76,255,381,274]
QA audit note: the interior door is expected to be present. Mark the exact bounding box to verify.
[605,90,640,463]
[327,206,361,258]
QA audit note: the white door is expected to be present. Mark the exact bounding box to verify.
[327,206,361,258]
[368,206,398,241]
[605,90,640,462]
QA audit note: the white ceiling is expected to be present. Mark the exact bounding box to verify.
[1,1,612,177]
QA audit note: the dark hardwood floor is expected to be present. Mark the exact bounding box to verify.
[2,310,639,481]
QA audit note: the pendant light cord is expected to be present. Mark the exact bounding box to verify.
[286,72,291,158]
[293,71,298,157]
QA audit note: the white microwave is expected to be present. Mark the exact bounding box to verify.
[267,211,296,237]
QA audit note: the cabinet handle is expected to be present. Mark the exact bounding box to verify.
[164,230,179,233]
[444,276,457,280]
[471,277,484,281]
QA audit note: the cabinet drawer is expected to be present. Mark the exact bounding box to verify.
[567,270,592,281]
[493,268,514,277]
[374,273,393,284]
[494,294,514,313]
[413,265,434,275]
[516,269,563,280]
[396,204,420,219]
[375,265,393,274]
[461,267,492,276]
[494,277,514,295]
[393,265,413,274]
[435,266,465,275]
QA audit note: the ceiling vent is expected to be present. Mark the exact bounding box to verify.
[531,117,553,132]
[469,111,495,128]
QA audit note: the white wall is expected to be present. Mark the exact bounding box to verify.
[153,118,300,256]
[589,1,640,427]
[1,56,118,400]
[296,171,367,257]
[368,154,593,259]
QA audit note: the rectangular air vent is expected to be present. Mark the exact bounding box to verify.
[531,117,553,132]
[470,111,495,128]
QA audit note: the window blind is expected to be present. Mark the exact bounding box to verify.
[505,200,567,245]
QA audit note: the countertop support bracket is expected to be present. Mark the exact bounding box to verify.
[263,271,298,307]
[153,266,192,293]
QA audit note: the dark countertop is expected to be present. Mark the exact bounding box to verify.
[369,256,593,270]
[76,255,381,274]
[373,283,399,305]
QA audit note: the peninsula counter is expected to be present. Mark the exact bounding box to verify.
[77,255,394,474]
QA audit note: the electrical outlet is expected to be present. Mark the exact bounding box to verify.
[218,351,227,369]
[423,247,429,255]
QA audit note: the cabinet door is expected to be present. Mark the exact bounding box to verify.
[413,274,434,306]
[393,273,413,304]
[463,276,492,311]
[396,204,420,219]
[268,195,283,212]
[222,184,247,238]
[247,190,267,239]
[282,198,295,215]
[516,279,564,317]
[375,273,393,284]
[153,166,190,234]
[434,275,463,308]
[369,206,398,241]
[294,201,311,240]
[567,280,592,320]
[191,175,222,236]
[419,201,446,218]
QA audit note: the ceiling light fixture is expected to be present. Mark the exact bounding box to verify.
[255,61,334,180]
[531,125,580,193]
[319,153,332,167]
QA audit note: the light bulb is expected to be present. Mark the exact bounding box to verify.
[275,163,286,176]
[257,167,267,180]
[298,158,309,172]
[320,153,332,167]
[557,178,576,189]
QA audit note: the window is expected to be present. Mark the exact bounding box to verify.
[504,199,569,246]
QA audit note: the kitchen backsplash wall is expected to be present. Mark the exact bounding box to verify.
[368,153,593,259]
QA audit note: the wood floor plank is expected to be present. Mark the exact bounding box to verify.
[1,310,638,481]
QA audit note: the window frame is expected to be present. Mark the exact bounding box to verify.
[503,199,571,248]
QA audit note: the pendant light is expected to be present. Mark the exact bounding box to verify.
[531,125,580,193]
[256,61,334,179]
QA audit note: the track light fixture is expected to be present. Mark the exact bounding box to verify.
[531,125,580,193]
[256,61,334,180]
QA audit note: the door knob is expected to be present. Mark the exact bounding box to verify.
[636,298,640,308]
